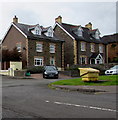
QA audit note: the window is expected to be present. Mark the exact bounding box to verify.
[81,42,86,51]
[34,57,43,66]
[77,27,83,36]
[50,44,55,53]
[34,25,42,35]
[74,27,83,37]
[50,56,55,65]
[48,31,53,37]
[80,56,87,64]
[36,43,43,52]
[44,27,53,37]
[99,44,103,53]
[36,30,40,35]
[16,43,21,52]
[90,43,95,52]
[95,31,100,39]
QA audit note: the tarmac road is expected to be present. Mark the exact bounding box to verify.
[2,75,117,119]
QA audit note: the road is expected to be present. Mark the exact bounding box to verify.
[2,76,117,119]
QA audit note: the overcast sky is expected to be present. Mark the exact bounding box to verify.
[0,0,117,40]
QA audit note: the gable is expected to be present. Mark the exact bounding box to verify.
[96,54,103,59]
[30,25,42,35]
[2,23,27,43]
[2,25,27,51]
[44,26,54,37]
[54,22,75,40]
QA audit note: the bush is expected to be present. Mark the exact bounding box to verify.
[90,65,106,75]
[26,66,43,74]
[67,64,106,75]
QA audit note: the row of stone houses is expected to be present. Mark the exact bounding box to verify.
[1,16,117,70]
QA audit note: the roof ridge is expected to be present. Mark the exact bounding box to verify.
[62,22,80,27]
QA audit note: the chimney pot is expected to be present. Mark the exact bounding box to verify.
[85,22,92,30]
[13,15,18,23]
[55,16,62,24]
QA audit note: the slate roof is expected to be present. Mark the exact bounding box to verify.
[58,23,104,44]
[101,33,118,44]
[13,23,64,42]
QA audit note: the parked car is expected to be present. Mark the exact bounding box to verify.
[105,65,118,75]
[43,65,59,78]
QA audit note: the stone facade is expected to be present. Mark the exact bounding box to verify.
[54,16,106,68]
[54,25,74,67]
[107,43,118,62]
[27,39,62,68]
[2,16,64,70]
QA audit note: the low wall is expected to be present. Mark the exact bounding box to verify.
[0,70,10,76]
[14,70,26,77]
[60,70,80,77]
[0,69,26,77]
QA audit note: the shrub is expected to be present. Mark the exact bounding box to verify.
[91,65,106,75]
[26,66,43,74]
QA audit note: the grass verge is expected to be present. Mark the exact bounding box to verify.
[50,75,118,86]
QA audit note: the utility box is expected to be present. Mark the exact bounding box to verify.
[10,61,22,70]
[78,68,100,81]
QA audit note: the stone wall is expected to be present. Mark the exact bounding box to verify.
[27,38,63,68]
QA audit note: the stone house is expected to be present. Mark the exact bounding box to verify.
[54,16,106,68]
[2,16,64,70]
[102,33,118,63]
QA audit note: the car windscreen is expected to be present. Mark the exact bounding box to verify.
[45,66,57,71]
[110,65,118,70]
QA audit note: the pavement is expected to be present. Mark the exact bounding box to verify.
[30,73,117,94]
[5,73,117,94]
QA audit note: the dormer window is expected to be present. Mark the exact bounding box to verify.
[44,27,53,37]
[95,30,100,39]
[36,30,40,35]
[74,26,83,37]
[35,25,42,35]
[30,25,42,35]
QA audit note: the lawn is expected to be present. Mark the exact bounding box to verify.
[50,75,118,86]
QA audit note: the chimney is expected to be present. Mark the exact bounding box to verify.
[85,22,92,30]
[55,16,62,24]
[13,15,18,23]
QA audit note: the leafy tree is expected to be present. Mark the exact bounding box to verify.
[10,47,22,61]
[2,47,22,62]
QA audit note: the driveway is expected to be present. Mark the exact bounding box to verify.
[30,73,72,80]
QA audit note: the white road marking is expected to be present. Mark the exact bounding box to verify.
[45,100,117,112]
[53,101,117,113]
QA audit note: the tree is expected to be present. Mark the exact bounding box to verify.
[2,47,22,62]
[10,47,22,61]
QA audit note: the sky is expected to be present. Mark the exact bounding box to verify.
[0,0,117,40]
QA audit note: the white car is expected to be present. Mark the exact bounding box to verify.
[105,65,118,75]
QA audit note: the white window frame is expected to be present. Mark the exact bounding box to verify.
[99,44,103,53]
[81,42,86,51]
[77,27,83,37]
[33,25,42,35]
[44,27,53,37]
[16,43,21,52]
[90,43,95,52]
[36,43,43,52]
[80,56,87,64]
[50,56,55,65]
[50,44,55,53]
[34,57,43,66]
[95,30,100,39]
